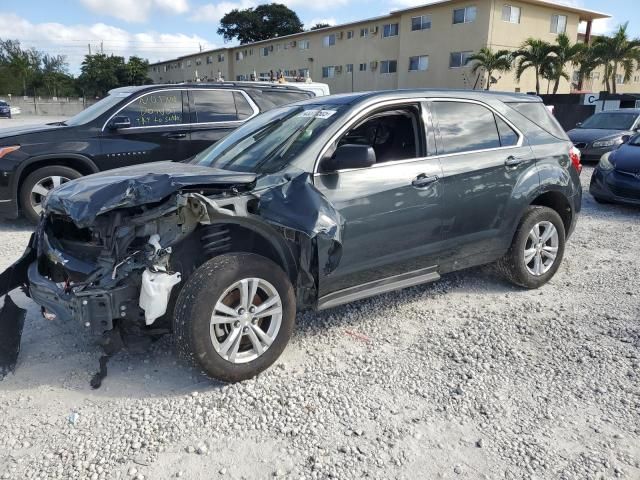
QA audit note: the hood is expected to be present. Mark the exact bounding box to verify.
[0,122,65,141]
[611,144,640,173]
[44,161,257,227]
[567,128,632,144]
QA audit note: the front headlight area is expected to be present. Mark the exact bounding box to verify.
[592,138,622,148]
[598,151,614,171]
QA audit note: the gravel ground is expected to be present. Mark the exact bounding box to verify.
[0,165,638,480]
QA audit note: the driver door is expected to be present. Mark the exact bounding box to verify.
[314,101,444,297]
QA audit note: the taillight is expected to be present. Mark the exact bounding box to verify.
[569,145,582,175]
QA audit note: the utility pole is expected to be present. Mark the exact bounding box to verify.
[100,41,104,54]
[88,44,92,55]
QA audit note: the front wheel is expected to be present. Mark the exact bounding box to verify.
[20,165,82,223]
[173,253,296,382]
[497,206,566,289]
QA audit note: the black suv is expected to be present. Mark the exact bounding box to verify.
[0,83,313,222]
[0,90,582,383]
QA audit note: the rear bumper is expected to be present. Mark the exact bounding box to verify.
[589,168,640,206]
[28,261,140,335]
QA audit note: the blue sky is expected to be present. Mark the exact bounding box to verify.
[0,0,635,74]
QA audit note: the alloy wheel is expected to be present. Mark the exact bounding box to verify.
[524,221,559,276]
[210,278,283,364]
[30,175,70,215]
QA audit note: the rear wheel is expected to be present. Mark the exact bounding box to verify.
[20,166,81,223]
[173,253,296,382]
[497,206,566,289]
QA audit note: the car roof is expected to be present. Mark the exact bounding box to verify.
[290,89,543,107]
[108,82,313,96]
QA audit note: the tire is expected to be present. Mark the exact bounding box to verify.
[173,253,296,383]
[497,206,566,289]
[20,165,82,223]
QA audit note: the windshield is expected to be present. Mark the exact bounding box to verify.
[580,112,638,130]
[0,101,7,106]
[193,103,346,174]
[64,91,133,126]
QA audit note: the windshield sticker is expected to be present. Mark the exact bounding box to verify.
[298,109,337,119]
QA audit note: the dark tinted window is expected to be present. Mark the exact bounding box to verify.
[496,116,519,146]
[249,90,314,111]
[507,102,567,139]
[434,102,500,154]
[120,91,184,127]
[233,92,254,120]
[0,101,7,106]
[193,90,237,123]
[580,112,638,130]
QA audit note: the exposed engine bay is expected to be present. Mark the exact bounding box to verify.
[0,163,344,384]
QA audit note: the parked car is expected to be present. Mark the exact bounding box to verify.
[0,89,582,383]
[567,109,640,162]
[0,101,11,119]
[0,83,315,223]
[590,133,640,205]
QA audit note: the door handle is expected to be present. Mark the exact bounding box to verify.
[167,133,187,139]
[504,155,527,167]
[412,174,439,188]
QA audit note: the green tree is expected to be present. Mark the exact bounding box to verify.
[310,23,331,30]
[468,48,512,90]
[514,38,556,95]
[77,54,125,97]
[126,56,151,85]
[591,22,640,94]
[217,3,304,44]
[549,33,586,94]
[0,39,40,96]
[573,46,600,91]
[42,54,70,97]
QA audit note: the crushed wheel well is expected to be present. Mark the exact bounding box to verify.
[530,191,572,233]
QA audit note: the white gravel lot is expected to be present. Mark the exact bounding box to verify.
[0,159,638,479]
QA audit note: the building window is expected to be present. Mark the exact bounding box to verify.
[383,23,399,37]
[359,63,367,71]
[380,60,397,74]
[453,6,477,24]
[322,66,336,78]
[615,74,625,85]
[550,14,567,33]
[195,58,202,66]
[299,68,309,78]
[360,28,369,38]
[572,71,580,83]
[261,47,270,57]
[218,53,225,62]
[186,60,191,67]
[502,5,521,23]
[206,56,213,64]
[409,55,429,71]
[634,75,640,83]
[347,30,354,39]
[449,51,473,68]
[323,34,336,47]
[591,72,600,80]
[299,40,310,50]
[236,51,244,61]
[346,63,354,73]
[411,15,432,31]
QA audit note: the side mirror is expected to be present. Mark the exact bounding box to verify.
[321,144,376,172]
[621,134,631,144]
[109,116,131,130]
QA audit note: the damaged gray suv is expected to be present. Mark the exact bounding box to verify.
[0,90,582,383]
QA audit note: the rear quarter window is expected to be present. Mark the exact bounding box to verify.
[249,90,314,111]
[506,102,567,139]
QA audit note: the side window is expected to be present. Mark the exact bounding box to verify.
[249,90,314,111]
[233,92,255,120]
[192,90,238,123]
[433,101,501,154]
[120,91,184,127]
[338,105,424,163]
[495,116,519,146]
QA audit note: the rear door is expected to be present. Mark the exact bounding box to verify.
[314,100,444,296]
[186,89,258,157]
[430,99,535,262]
[98,89,191,169]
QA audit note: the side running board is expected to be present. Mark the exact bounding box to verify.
[317,266,440,311]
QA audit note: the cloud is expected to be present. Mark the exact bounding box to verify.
[79,0,190,23]
[190,0,257,23]
[0,13,214,73]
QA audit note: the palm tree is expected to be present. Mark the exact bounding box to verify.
[550,33,586,94]
[573,47,600,90]
[513,38,556,95]
[468,48,512,90]
[591,22,640,93]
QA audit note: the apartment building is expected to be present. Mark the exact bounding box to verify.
[148,0,613,94]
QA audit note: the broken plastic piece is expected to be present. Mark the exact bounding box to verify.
[139,268,182,325]
[0,295,27,378]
